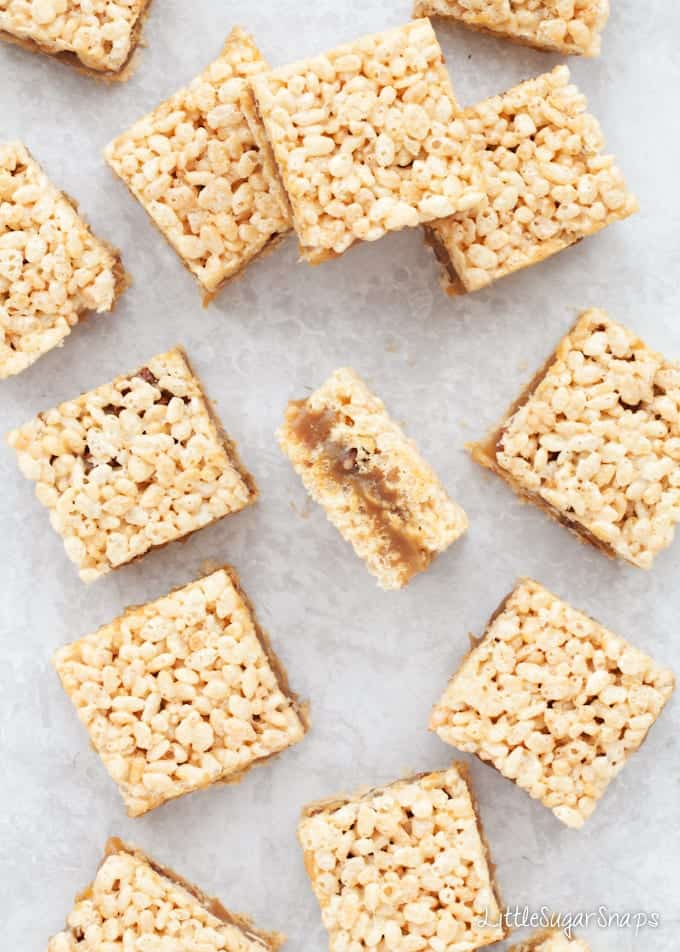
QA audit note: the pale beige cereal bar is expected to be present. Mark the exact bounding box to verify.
[48,837,285,951]
[430,579,675,829]
[424,66,637,295]
[412,0,609,57]
[54,567,307,816]
[469,309,680,569]
[278,368,468,589]
[7,348,257,582]
[105,27,292,301]
[509,930,591,952]
[0,141,127,380]
[298,763,507,952]
[250,19,485,264]
[0,0,152,77]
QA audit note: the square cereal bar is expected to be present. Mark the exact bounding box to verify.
[278,367,468,589]
[509,930,591,952]
[251,19,484,263]
[424,66,637,295]
[430,579,675,829]
[54,567,308,816]
[105,27,291,301]
[297,764,507,952]
[0,0,152,76]
[412,1,609,57]
[0,142,126,379]
[48,838,284,952]
[469,309,680,569]
[7,348,256,582]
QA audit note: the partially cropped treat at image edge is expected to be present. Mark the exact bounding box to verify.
[412,0,609,57]
[7,348,257,582]
[470,309,680,569]
[251,19,485,263]
[106,27,291,301]
[424,66,637,295]
[0,141,127,380]
[431,579,675,829]
[278,367,468,589]
[298,763,507,952]
[0,0,152,76]
[509,929,591,952]
[48,838,285,952]
[54,567,307,816]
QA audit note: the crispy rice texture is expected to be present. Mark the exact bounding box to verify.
[0,0,152,76]
[54,567,307,816]
[278,367,468,589]
[251,19,485,263]
[297,763,507,952]
[469,309,680,569]
[0,141,126,379]
[48,838,285,952]
[105,27,292,300]
[7,348,257,582]
[412,0,609,57]
[430,579,675,829]
[424,66,637,295]
[508,929,591,952]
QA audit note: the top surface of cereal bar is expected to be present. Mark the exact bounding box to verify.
[298,764,505,952]
[106,28,291,296]
[251,19,484,262]
[7,348,256,582]
[54,568,306,816]
[412,0,609,57]
[425,66,637,294]
[1,141,123,380]
[509,930,591,952]
[279,367,468,589]
[485,310,680,569]
[48,839,280,952]
[431,579,675,828]
[0,0,150,73]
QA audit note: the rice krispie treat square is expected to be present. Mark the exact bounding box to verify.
[54,567,307,816]
[509,930,591,952]
[0,142,126,380]
[278,367,468,589]
[7,348,257,582]
[251,19,485,264]
[48,838,285,952]
[297,764,507,952]
[424,66,637,295]
[470,309,680,569]
[0,0,152,76]
[430,579,676,829]
[105,28,291,301]
[412,0,609,57]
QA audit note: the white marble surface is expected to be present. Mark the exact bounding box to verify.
[1,2,679,949]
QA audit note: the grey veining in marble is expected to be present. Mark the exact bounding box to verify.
[0,2,679,949]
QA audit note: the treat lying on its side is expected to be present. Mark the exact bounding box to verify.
[297,763,507,952]
[48,838,285,952]
[0,0,153,76]
[106,27,291,301]
[7,348,257,582]
[431,578,676,829]
[278,367,468,589]
[469,309,680,569]
[412,0,609,57]
[424,66,637,295]
[54,567,308,816]
[0,142,127,380]
[509,929,591,952]
[251,19,485,263]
